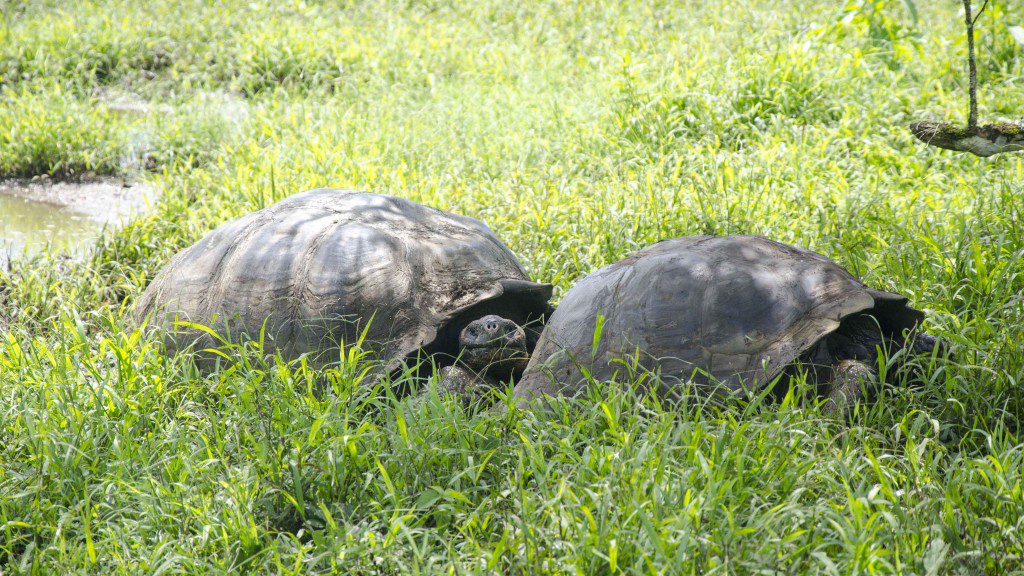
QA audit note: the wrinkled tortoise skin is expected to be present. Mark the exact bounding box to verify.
[515,235,924,402]
[136,189,552,372]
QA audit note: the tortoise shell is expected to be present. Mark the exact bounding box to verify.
[136,189,552,372]
[514,235,923,401]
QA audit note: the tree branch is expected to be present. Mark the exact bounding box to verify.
[972,0,991,25]
[910,120,1024,157]
[909,1,1023,156]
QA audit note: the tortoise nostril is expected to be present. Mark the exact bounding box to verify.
[486,322,498,332]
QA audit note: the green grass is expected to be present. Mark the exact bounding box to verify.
[1,0,1024,573]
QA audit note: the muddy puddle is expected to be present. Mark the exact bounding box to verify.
[1,90,243,267]
[0,179,158,266]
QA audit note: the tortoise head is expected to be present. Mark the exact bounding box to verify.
[458,314,530,375]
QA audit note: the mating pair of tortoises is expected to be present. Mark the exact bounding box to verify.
[137,189,941,411]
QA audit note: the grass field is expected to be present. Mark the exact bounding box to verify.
[2,0,1024,573]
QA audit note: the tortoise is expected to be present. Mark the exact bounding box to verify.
[431,314,533,404]
[135,188,552,386]
[511,235,942,412]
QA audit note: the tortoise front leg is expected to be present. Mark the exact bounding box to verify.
[432,365,495,407]
[822,360,877,415]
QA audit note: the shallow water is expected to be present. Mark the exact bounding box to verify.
[0,195,101,264]
[0,180,157,266]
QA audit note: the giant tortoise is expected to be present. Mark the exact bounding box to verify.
[510,235,941,411]
[136,189,552,384]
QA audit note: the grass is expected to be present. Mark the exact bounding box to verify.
[1,0,1024,573]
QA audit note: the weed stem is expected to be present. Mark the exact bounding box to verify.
[963,0,979,129]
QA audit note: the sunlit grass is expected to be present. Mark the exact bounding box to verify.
[1,0,1024,573]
